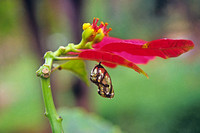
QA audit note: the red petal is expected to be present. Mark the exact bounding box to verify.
[101,62,117,68]
[98,38,194,59]
[93,36,147,49]
[78,50,148,78]
[93,37,154,64]
[114,52,155,64]
[144,39,194,58]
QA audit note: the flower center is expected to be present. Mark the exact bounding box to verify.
[82,18,112,37]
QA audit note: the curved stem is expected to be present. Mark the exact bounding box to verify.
[41,78,64,133]
[54,56,81,60]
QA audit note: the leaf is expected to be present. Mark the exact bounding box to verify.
[59,108,122,133]
[58,60,89,86]
[79,50,148,78]
[99,38,194,59]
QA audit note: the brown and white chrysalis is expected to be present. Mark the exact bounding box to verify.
[90,62,114,98]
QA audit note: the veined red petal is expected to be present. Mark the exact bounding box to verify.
[98,38,194,59]
[78,50,148,78]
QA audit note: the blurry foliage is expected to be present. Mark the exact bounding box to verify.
[84,0,165,40]
[0,53,45,132]
[59,108,121,133]
[0,1,18,37]
[0,0,200,133]
[94,58,200,133]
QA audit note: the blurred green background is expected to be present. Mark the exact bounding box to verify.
[0,0,200,133]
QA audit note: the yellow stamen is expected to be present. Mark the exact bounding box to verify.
[100,21,105,26]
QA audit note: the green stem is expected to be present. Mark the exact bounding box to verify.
[41,78,64,133]
[37,40,92,132]
[54,56,80,61]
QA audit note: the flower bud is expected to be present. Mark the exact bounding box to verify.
[93,29,105,43]
[82,27,95,42]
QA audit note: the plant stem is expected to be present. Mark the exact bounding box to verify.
[54,56,80,60]
[41,78,64,133]
[37,41,90,132]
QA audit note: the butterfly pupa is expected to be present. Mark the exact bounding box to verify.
[90,62,114,98]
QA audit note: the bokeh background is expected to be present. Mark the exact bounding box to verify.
[0,0,200,133]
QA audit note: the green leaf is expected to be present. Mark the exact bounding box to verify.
[58,60,89,86]
[59,108,122,133]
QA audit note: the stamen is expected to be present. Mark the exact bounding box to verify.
[104,23,108,28]
[93,17,96,24]
[106,28,112,33]
[91,18,112,36]
[93,17,99,25]
[95,18,99,25]
[99,22,105,29]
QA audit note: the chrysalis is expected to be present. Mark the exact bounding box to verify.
[90,62,114,98]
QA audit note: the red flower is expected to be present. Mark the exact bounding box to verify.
[71,18,195,78]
